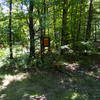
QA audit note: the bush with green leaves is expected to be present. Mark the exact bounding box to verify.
[73,41,98,55]
[0,49,5,57]
[35,51,58,69]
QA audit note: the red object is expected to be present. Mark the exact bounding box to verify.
[44,38,49,46]
[43,37,50,47]
[1,44,4,48]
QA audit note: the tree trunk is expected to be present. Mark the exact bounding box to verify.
[61,0,69,54]
[37,8,44,62]
[86,0,93,41]
[53,1,57,49]
[29,1,35,58]
[94,22,97,42]
[77,0,82,41]
[43,0,46,35]
[9,0,13,59]
[47,3,49,36]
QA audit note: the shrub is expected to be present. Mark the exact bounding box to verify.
[73,41,97,55]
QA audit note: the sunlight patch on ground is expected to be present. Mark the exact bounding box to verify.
[29,95,46,100]
[22,93,46,100]
[71,93,78,100]
[57,62,79,71]
[65,63,79,71]
[0,94,6,99]
[0,73,29,91]
[88,71,94,76]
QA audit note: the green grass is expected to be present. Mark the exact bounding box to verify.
[0,70,100,100]
[0,47,100,100]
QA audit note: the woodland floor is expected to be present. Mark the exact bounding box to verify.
[0,65,100,100]
[0,45,100,100]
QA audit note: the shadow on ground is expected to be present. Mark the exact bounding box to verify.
[0,69,100,100]
[0,52,100,100]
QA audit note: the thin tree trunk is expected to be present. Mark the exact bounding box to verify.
[53,1,57,49]
[94,22,97,42]
[74,3,78,42]
[70,6,74,43]
[37,8,44,62]
[77,0,82,41]
[29,1,35,58]
[9,0,13,59]
[86,0,93,41]
[47,3,49,36]
[43,0,46,35]
[61,0,69,54]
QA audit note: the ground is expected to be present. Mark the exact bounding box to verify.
[0,45,100,100]
[0,68,100,100]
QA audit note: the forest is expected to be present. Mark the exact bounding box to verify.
[0,0,100,100]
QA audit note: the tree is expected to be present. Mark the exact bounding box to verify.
[61,0,70,54]
[29,0,35,58]
[77,0,82,41]
[86,0,93,41]
[53,0,57,49]
[9,0,13,59]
